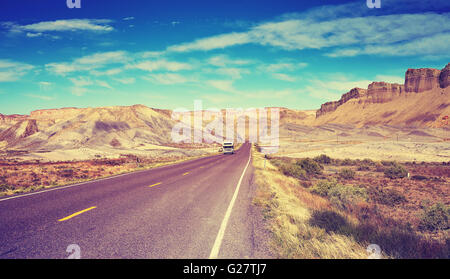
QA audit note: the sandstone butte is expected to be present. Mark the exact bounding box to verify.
[315,63,450,127]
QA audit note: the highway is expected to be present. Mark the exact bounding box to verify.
[0,143,271,259]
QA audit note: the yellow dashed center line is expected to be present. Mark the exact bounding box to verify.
[58,206,97,222]
[149,182,162,188]
[183,172,190,176]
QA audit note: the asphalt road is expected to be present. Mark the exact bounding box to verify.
[0,142,271,259]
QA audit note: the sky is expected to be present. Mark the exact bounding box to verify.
[0,0,449,115]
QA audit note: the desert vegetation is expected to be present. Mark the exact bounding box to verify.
[252,147,449,258]
[0,153,210,197]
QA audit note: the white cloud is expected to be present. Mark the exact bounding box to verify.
[74,51,128,65]
[162,12,450,58]
[263,62,308,72]
[167,32,251,52]
[128,59,191,72]
[140,51,165,58]
[0,59,34,82]
[69,76,113,89]
[26,32,42,38]
[46,51,129,75]
[96,80,113,89]
[114,77,135,84]
[123,17,135,21]
[71,87,88,96]
[25,94,54,101]
[272,73,296,82]
[207,80,237,93]
[207,55,252,67]
[90,68,123,76]
[147,73,189,85]
[69,77,93,87]
[8,19,114,34]
[216,67,249,80]
[39,81,52,91]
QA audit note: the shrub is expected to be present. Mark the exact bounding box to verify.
[313,154,331,164]
[296,158,323,175]
[341,158,354,166]
[384,163,408,179]
[279,163,307,180]
[374,162,385,172]
[309,210,350,233]
[57,169,74,178]
[381,160,397,166]
[338,168,355,180]
[310,179,339,196]
[357,164,371,171]
[328,184,368,210]
[362,158,375,166]
[419,203,449,231]
[0,184,13,192]
[369,187,407,206]
[411,175,428,181]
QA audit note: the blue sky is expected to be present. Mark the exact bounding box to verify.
[0,0,449,114]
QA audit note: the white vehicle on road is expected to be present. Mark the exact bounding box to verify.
[222,142,235,154]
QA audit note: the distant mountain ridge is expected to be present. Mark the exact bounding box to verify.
[0,63,448,158]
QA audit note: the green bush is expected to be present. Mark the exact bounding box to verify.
[419,203,449,231]
[296,158,323,175]
[279,163,307,180]
[310,179,339,196]
[313,154,332,164]
[369,187,407,206]
[384,163,408,179]
[328,184,368,209]
[357,159,375,171]
[338,168,355,180]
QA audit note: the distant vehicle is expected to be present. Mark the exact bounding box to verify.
[222,142,234,154]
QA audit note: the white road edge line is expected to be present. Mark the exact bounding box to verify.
[0,170,137,202]
[209,146,252,259]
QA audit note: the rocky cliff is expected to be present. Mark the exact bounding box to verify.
[316,88,367,117]
[440,63,450,89]
[316,63,450,120]
[365,82,404,103]
[314,63,450,127]
[405,68,441,93]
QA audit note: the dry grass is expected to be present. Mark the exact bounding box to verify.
[253,149,449,258]
[252,146,369,259]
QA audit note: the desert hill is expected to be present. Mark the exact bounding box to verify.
[0,63,448,162]
[0,105,216,161]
